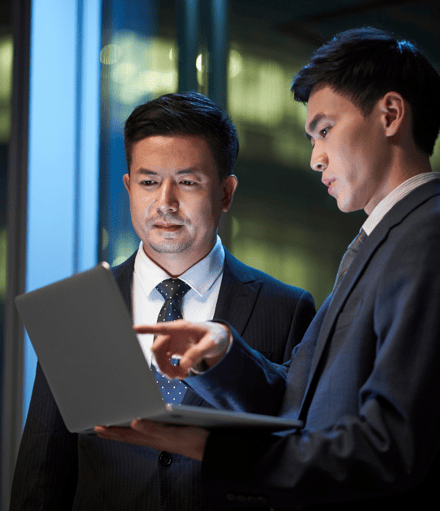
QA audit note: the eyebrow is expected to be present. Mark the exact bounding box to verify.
[135,168,203,176]
[305,113,326,141]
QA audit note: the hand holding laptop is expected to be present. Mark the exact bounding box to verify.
[95,418,209,461]
[139,319,231,379]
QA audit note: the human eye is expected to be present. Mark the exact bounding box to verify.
[320,126,331,138]
[140,179,157,187]
[180,179,198,187]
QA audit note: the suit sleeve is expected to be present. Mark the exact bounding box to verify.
[9,363,78,510]
[187,331,288,415]
[280,289,316,362]
[187,290,315,415]
[196,213,440,509]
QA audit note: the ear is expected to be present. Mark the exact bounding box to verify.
[123,173,130,192]
[378,92,406,137]
[221,175,238,212]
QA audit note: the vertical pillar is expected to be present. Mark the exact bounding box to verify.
[207,0,231,245]
[177,0,200,92]
[207,0,229,110]
[1,0,31,507]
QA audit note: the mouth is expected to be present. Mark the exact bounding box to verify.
[153,223,183,232]
[322,178,335,187]
[322,178,336,196]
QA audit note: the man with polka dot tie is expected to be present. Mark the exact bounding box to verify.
[11,92,315,511]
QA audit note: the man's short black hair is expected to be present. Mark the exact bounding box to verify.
[124,91,239,181]
[291,27,440,156]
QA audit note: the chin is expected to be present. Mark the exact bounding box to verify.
[148,239,193,254]
[336,197,359,213]
[336,201,350,213]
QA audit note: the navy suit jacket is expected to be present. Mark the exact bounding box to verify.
[10,249,315,511]
[189,180,440,510]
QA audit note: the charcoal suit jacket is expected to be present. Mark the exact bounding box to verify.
[188,179,440,510]
[10,248,315,511]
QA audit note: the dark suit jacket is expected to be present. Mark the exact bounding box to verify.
[10,249,315,511]
[189,180,440,510]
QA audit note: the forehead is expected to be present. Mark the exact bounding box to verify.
[305,86,360,133]
[130,134,216,174]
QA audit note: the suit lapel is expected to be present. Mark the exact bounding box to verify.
[213,249,262,335]
[111,252,136,315]
[296,233,380,420]
[297,180,440,420]
[182,249,261,406]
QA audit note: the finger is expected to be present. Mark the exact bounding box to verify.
[154,357,188,380]
[97,422,209,460]
[94,425,148,446]
[151,334,184,379]
[178,342,209,373]
[178,336,217,373]
[134,324,171,334]
[152,333,195,379]
[150,334,171,367]
[151,335,186,380]
[131,420,209,461]
[179,329,229,372]
[131,418,163,433]
[134,319,191,335]
[154,361,186,380]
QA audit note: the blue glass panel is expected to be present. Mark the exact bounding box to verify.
[24,0,101,423]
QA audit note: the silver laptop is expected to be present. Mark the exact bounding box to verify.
[15,263,303,434]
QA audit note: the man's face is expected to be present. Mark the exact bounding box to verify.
[305,85,390,215]
[123,135,237,270]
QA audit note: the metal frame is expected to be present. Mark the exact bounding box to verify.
[1,0,31,508]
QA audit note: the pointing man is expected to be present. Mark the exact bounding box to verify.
[97,28,440,511]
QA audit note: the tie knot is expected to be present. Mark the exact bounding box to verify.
[347,228,367,252]
[156,278,191,302]
[333,228,367,291]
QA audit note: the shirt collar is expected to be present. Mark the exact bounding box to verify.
[134,236,225,298]
[362,172,440,236]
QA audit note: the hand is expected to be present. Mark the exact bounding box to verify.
[135,320,231,380]
[94,419,209,461]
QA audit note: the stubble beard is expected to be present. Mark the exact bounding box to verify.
[148,239,193,254]
[147,231,194,254]
[145,213,193,254]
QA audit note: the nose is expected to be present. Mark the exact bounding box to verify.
[310,146,328,173]
[156,181,178,213]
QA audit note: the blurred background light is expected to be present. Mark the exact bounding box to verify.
[106,31,177,105]
[0,34,13,142]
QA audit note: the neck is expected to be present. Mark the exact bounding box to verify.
[393,131,433,179]
[143,246,214,278]
[392,146,432,187]
[364,145,432,215]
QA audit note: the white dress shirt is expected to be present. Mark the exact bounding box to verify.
[362,172,440,235]
[132,235,225,366]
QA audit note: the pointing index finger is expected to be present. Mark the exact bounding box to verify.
[134,323,180,334]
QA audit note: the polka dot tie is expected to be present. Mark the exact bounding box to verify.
[154,278,191,404]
